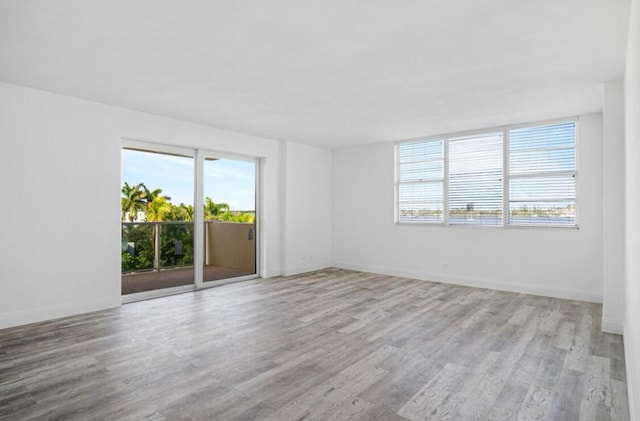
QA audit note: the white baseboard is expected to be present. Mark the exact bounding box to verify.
[624,323,636,421]
[602,317,625,335]
[282,262,332,277]
[262,267,282,278]
[0,298,121,330]
[333,261,602,303]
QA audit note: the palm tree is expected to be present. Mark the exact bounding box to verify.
[145,196,172,271]
[121,182,147,222]
[145,196,172,222]
[204,197,230,220]
[144,186,171,204]
[169,203,194,221]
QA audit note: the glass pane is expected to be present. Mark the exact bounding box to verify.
[510,148,575,175]
[509,122,576,151]
[121,148,195,295]
[398,139,443,163]
[399,181,443,202]
[399,200,444,222]
[448,133,503,225]
[509,175,575,202]
[399,160,443,182]
[509,122,577,227]
[397,139,444,223]
[203,157,256,282]
[510,201,576,226]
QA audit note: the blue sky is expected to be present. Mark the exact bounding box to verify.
[122,149,255,211]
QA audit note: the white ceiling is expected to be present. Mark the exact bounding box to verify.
[0,0,631,149]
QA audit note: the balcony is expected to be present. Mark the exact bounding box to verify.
[121,221,256,294]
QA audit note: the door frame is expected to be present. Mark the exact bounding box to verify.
[120,138,260,303]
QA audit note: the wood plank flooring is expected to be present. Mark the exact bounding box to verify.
[0,268,629,420]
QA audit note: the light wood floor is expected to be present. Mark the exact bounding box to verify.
[0,268,629,420]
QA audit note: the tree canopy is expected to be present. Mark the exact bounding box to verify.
[121,182,254,223]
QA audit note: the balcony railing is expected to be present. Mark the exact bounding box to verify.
[121,221,195,273]
[121,221,256,294]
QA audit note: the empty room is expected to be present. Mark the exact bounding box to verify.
[1,1,639,420]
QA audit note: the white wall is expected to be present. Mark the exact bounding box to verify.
[333,113,604,302]
[624,0,640,417]
[281,142,333,275]
[0,82,290,329]
[602,80,626,334]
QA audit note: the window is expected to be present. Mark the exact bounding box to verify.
[397,139,444,222]
[395,120,577,227]
[508,122,576,226]
[448,133,503,226]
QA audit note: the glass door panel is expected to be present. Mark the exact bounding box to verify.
[121,147,195,295]
[202,156,256,282]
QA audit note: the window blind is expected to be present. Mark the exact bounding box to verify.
[394,119,577,228]
[508,122,576,226]
[448,133,503,225]
[397,139,444,222]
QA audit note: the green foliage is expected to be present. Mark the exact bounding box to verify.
[121,183,254,273]
[169,203,194,221]
[217,211,255,223]
[204,197,230,220]
[121,224,154,272]
[159,224,194,267]
[145,196,172,222]
[203,197,254,223]
[121,250,152,272]
[121,183,253,224]
[121,182,147,222]
[121,223,194,273]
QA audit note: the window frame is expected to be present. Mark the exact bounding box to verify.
[395,138,445,223]
[394,117,579,229]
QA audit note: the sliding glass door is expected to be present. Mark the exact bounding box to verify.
[121,141,258,299]
[202,155,257,284]
[121,146,195,295]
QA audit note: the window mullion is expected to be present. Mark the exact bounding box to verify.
[443,137,449,225]
[503,129,509,226]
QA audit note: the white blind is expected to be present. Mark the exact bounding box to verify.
[508,122,576,226]
[397,139,444,222]
[448,133,503,225]
[395,119,578,228]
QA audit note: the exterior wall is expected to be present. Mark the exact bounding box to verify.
[333,113,604,302]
